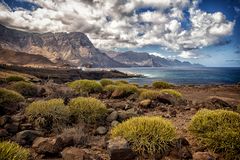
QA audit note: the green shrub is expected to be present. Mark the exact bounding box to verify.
[152,81,174,89]
[139,90,161,100]
[143,84,148,88]
[67,80,103,95]
[11,81,38,97]
[111,116,176,157]
[25,99,69,130]
[6,76,25,82]
[0,88,24,113]
[189,109,240,159]
[111,84,139,98]
[100,79,114,87]
[0,141,29,160]
[115,80,129,85]
[69,97,107,124]
[104,84,117,93]
[160,89,182,98]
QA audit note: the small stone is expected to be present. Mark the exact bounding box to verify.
[139,99,152,108]
[111,121,119,127]
[16,130,44,145]
[11,114,25,122]
[107,111,118,122]
[20,123,33,130]
[193,152,215,160]
[107,137,136,160]
[32,136,64,155]
[0,129,8,138]
[0,115,11,126]
[163,114,171,118]
[61,147,90,160]
[96,126,107,135]
[4,123,19,133]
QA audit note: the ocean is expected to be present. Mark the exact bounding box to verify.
[113,67,240,85]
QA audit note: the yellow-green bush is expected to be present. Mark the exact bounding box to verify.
[160,89,182,98]
[0,88,24,113]
[0,141,29,160]
[111,116,176,157]
[139,90,161,100]
[189,109,240,159]
[69,97,107,124]
[67,79,103,95]
[11,81,38,97]
[6,76,25,82]
[104,84,117,93]
[115,80,129,85]
[100,79,114,87]
[25,99,69,130]
[152,81,174,89]
[110,84,139,98]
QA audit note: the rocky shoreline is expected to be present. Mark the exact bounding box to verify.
[0,71,239,160]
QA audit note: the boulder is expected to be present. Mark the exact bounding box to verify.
[193,152,215,160]
[32,137,64,155]
[209,97,232,108]
[0,115,11,126]
[16,130,44,145]
[107,111,118,122]
[11,114,26,122]
[0,129,8,138]
[107,137,136,160]
[139,99,152,108]
[96,126,108,135]
[61,147,90,160]
[118,109,138,121]
[4,123,19,133]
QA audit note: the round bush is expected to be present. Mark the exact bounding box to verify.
[104,84,117,93]
[110,84,139,98]
[100,79,114,87]
[139,90,161,100]
[0,141,29,160]
[25,99,69,130]
[11,81,38,97]
[6,76,25,82]
[69,97,107,124]
[0,88,25,113]
[152,81,174,89]
[115,80,129,85]
[67,79,103,95]
[189,109,240,159]
[111,116,176,157]
[160,89,182,98]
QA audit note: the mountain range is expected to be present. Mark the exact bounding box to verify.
[0,24,202,68]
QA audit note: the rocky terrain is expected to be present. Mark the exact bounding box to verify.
[0,69,239,160]
[0,24,201,68]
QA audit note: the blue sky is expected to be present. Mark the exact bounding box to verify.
[0,0,240,67]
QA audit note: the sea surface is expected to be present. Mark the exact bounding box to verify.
[113,67,240,85]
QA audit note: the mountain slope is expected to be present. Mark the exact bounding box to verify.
[0,47,56,67]
[105,50,203,67]
[0,24,124,67]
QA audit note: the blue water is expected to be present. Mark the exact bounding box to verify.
[114,67,240,85]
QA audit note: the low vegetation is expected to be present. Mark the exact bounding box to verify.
[160,89,182,98]
[67,79,103,95]
[108,84,139,98]
[189,109,240,159]
[0,141,29,160]
[100,79,114,87]
[139,90,161,100]
[11,81,38,97]
[0,88,24,113]
[111,116,176,157]
[6,76,25,82]
[69,97,107,124]
[115,80,129,85]
[152,81,174,89]
[25,99,69,130]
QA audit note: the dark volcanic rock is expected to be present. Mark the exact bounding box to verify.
[16,130,44,145]
[107,137,136,160]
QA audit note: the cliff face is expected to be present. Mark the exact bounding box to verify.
[0,24,124,67]
[105,50,203,67]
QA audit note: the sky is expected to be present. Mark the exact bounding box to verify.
[0,0,240,67]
